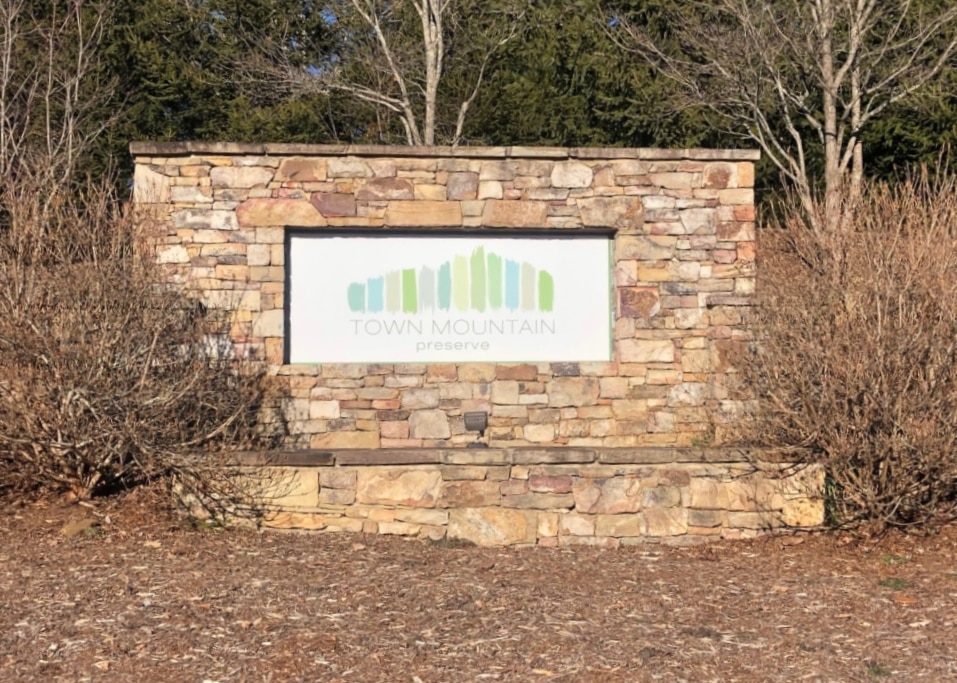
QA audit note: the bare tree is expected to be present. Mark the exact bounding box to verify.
[0,0,113,189]
[614,0,957,231]
[245,0,525,146]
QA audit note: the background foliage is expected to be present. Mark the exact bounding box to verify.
[13,0,947,189]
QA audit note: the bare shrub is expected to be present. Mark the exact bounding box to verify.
[0,173,279,500]
[743,173,957,529]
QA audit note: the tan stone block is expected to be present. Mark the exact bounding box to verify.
[244,243,269,266]
[615,235,676,262]
[578,196,643,230]
[634,266,673,282]
[727,511,777,529]
[425,364,457,382]
[356,177,413,200]
[441,466,489,481]
[599,377,629,399]
[523,424,555,443]
[500,479,528,496]
[517,394,548,405]
[481,200,548,227]
[170,209,239,234]
[252,309,284,337]
[577,405,614,419]
[551,162,593,188]
[409,409,451,439]
[440,480,501,507]
[510,465,530,480]
[375,521,420,536]
[502,492,574,509]
[134,165,171,203]
[210,166,273,188]
[649,172,694,190]
[265,338,283,365]
[573,477,642,514]
[448,507,536,546]
[715,221,752,241]
[237,198,326,227]
[439,382,472,400]
[310,400,341,419]
[413,184,447,201]
[385,200,462,226]
[688,509,725,528]
[645,507,688,536]
[262,511,327,530]
[537,511,559,537]
[319,487,356,505]
[528,187,570,200]
[680,349,710,374]
[274,157,326,182]
[490,380,519,405]
[718,189,754,205]
[356,468,441,507]
[642,486,682,508]
[619,288,660,319]
[526,475,572,495]
[647,411,675,433]
[458,363,496,382]
[324,518,365,533]
[380,420,410,439]
[327,157,372,178]
[171,185,212,203]
[559,512,595,536]
[310,192,356,217]
[310,431,381,448]
[394,509,449,527]
[478,161,515,181]
[320,469,356,490]
[478,180,503,199]
[689,479,730,509]
[595,514,645,537]
[255,227,285,243]
[703,163,735,190]
[157,245,189,264]
[783,498,824,527]
[617,339,674,363]
[737,163,755,188]
[447,172,479,200]
[588,419,617,437]
[558,536,619,548]
[547,377,599,407]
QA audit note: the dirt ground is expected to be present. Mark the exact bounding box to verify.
[1,488,956,683]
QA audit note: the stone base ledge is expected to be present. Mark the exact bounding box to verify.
[229,447,774,468]
[196,448,824,547]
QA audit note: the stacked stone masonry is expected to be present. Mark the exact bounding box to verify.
[233,448,824,546]
[132,143,759,450]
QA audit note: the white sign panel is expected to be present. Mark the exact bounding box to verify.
[288,235,611,363]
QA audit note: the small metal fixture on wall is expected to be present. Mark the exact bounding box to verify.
[464,411,489,448]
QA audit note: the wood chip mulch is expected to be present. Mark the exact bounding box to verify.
[2,487,956,682]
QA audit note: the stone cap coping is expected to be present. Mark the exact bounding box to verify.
[130,141,760,162]
[229,447,772,468]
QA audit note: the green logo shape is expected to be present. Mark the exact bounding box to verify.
[347,246,554,314]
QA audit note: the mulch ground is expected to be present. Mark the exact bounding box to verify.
[2,488,956,683]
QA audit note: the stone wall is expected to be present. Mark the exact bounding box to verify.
[228,448,823,546]
[131,143,758,450]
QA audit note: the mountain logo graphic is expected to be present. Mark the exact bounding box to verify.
[347,246,554,314]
